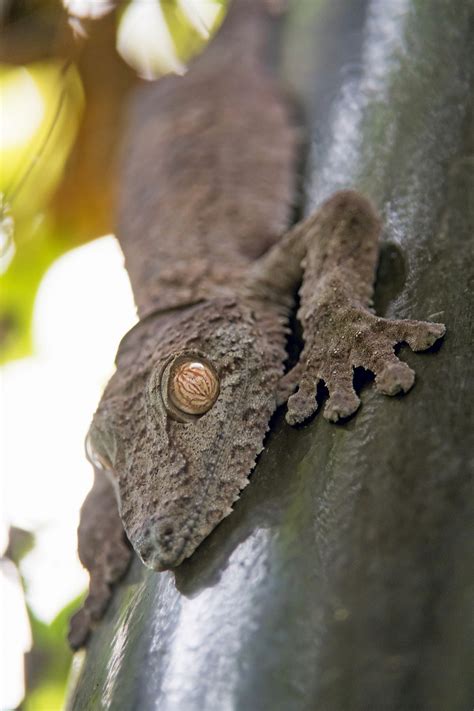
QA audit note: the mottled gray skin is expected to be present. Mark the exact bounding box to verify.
[68,0,445,649]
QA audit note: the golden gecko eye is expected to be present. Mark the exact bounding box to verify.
[161,356,220,419]
[169,359,220,414]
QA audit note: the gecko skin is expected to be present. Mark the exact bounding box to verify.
[68,0,445,649]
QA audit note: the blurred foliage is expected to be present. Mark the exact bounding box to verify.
[0,61,84,218]
[5,526,36,565]
[0,60,83,362]
[2,525,76,711]
[0,0,227,364]
[24,596,82,711]
[162,0,226,68]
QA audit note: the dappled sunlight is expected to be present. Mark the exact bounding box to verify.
[0,67,45,273]
[117,0,225,79]
[0,68,45,150]
[0,61,84,362]
[0,232,136,707]
[1,236,136,623]
[0,201,15,274]
[178,0,224,37]
[117,0,187,79]
[63,0,116,19]
[0,62,83,219]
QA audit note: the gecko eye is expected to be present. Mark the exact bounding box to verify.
[85,430,113,471]
[161,355,220,420]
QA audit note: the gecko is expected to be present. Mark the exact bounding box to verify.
[68,0,445,649]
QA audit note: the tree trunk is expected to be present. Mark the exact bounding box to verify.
[67,1,474,709]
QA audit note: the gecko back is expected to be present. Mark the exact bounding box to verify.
[116,0,299,317]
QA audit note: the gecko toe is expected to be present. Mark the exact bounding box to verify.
[405,321,446,351]
[324,389,360,422]
[388,318,446,351]
[321,366,360,422]
[286,375,320,425]
[68,608,92,650]
[374,359,415,396]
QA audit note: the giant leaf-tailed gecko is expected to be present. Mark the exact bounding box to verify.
[68,0,445,649]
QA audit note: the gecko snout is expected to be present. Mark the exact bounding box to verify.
[136,517,186,571]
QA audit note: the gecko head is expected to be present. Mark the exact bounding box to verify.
[87,299,285,571]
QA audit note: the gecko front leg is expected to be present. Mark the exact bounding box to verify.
[247,190,445,424]
[68,468,132,650]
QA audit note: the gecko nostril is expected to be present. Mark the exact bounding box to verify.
[154,520,177,550]
[136,516,188,569]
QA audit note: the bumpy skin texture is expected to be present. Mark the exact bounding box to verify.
[68,0,445,649]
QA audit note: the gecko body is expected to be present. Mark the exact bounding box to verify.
[68,0,445,648]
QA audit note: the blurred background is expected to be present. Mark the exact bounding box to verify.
[0,1,227,708]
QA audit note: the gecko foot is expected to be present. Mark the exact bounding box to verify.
[68,471,133,650]
[68,575,118,650]
[68,549,132,649]
[285,309,445,425]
